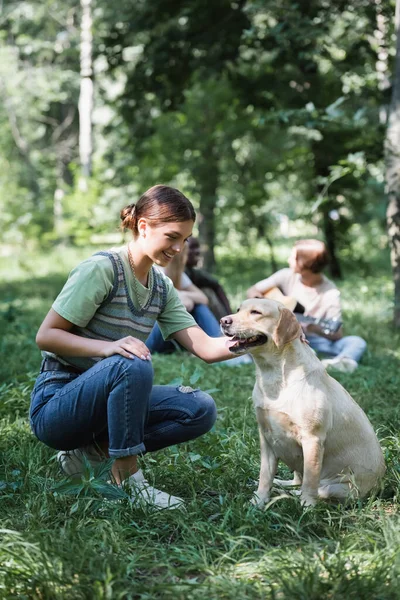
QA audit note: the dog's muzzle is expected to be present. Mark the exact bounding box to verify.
[221,327,268,354]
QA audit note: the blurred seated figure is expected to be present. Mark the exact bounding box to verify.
[146,243,221,353]
[246,239,367,373]
[185,237,232,321]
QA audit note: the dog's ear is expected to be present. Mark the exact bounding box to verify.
[272,308,302,349]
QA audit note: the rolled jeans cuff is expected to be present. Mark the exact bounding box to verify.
[108,442,146,458]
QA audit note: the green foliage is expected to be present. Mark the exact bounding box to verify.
[0,243,400,597]
[1,0,392,267]
[97,0,391,267]
[0,528,66,598]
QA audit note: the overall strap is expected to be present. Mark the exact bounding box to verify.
[152,266,168,313]
[93,251,121,307]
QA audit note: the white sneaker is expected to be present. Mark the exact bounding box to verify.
[321,356,358,373]
[123,469,185,510]
[57,446,104,476]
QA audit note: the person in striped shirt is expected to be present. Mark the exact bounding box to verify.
[30,185,239,510]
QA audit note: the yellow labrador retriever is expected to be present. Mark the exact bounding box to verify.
[221,298,385,507]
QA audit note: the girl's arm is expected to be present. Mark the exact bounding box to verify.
[178,284,209,306]
[36,308,151,360]
[246,271,285,298]
[246,284,269,299]
[173,326,235,363]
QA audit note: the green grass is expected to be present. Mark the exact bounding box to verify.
[1,241,400,599]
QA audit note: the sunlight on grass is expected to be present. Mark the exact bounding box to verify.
[1,241,400,597]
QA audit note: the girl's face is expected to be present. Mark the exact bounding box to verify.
[138,219,194,267]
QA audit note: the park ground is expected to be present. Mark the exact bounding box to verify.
[0,239,400,599]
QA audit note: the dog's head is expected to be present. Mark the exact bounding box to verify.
[220,298,302,355]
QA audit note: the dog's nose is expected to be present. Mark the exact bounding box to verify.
[220,316,233,326]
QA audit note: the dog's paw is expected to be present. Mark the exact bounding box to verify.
[251,491,269,507]
[300,493,317,507]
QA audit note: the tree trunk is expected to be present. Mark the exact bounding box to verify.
[385,0,400,327]
[198,164,218,272]
[323,209,342,279]
[78,0,93,186]
[312,144,342,279]
[265,230,278,273]
[254,219,277,272]
[53,104,76,239]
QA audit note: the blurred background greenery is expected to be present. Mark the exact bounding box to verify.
[0,0,395,280]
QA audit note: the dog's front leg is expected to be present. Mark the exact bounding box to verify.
[300,435,325,506]
[251,428,278,507]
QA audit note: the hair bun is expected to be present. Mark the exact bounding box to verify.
[120,203,136,222]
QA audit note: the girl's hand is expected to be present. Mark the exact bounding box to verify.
[178,291,195,312]
[102,336,151,360]
[246,287,265,299]
[302,322,320,335]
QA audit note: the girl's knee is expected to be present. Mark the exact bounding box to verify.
[358,336,367,349]
[347,336,367,350]
[108,355,154,385]
[194,391,217,432]
[358,337,367,352]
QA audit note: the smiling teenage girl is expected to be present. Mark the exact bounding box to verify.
[30,185,235,509]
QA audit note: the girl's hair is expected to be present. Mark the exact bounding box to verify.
[294,239,330,273]
[120,185,196,235]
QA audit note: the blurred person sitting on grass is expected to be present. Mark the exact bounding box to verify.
[146,240,222,353]
[184,237,232,321]
[246,239,367,373]
[30,185,249,511]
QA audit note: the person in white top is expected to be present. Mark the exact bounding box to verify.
[246,239,367,373]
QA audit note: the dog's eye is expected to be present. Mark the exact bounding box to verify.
[236,308,241,313]
[250,310,262,315]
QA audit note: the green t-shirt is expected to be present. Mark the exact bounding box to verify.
[52,245,196,340]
